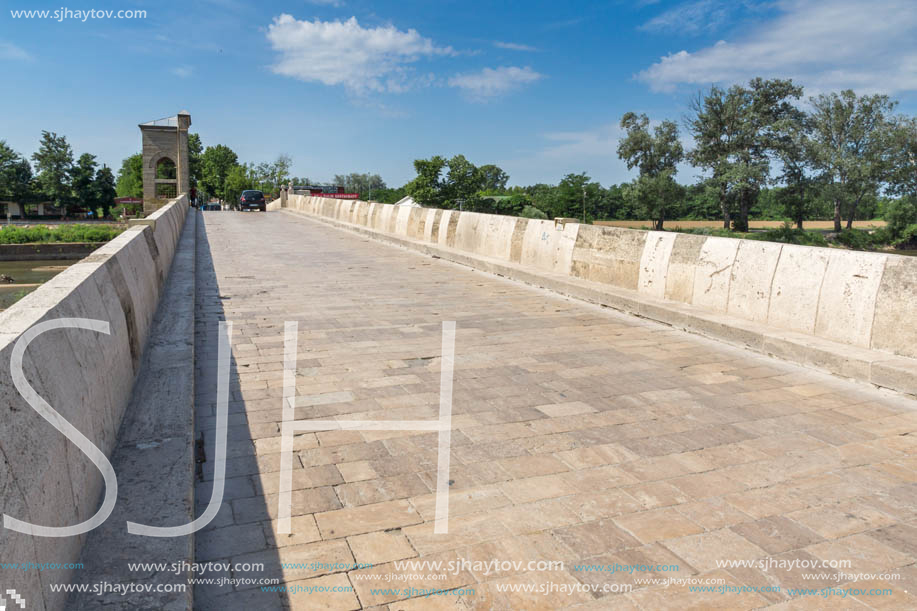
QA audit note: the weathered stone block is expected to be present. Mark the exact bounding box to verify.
[727,240,782,323]
[815,251,886,348]
[870,255,917,358]
[664,233,706,304]
[570,225,646,289]
[691,237,739,313]
[638,231,676,299]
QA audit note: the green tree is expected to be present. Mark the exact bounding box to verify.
[442,154,483,208]
[885,198,917,243]
[541,173,603,220]
[508,193,530,214]
[252,162,272,192]
[688,79,803,232]
[32,131,74,216]
[405,156,447,207]
[93,165,117,218]
[593,184,626,220]
[116,153,143,198]
[630,175,686,230]
[332,172,386,198]
[200,145,239,203]
[223,163,252,206]
[732,78,804,232]
[0,141,34,208]
[405,156,513,209]
[681,181,722,220]
[70,152,98,211]
[888,117,916,200]
[478,164,509,192]
[688,86,742,228]
[368,186,406,204]
[617,112,685,230]
[525,183,558,217]
[188,133,203,189]
[271,154,292,190]
[520,204,547,219]
[772,106,816,228]
[882,119,917,244]
[808,90,898,231]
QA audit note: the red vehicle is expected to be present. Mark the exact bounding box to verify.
[239,190,266,212]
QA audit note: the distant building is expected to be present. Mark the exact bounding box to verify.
[393,196,421,207]
[293,185,360,199]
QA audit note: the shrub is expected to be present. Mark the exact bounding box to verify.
[520,205,548,219]
[0,226,50,243]
[755,222,828,247]
[0,224,123,244]
[884,197,917,241]
[831,229,876,250]
[671,227,738,238]
[893,223,917,247]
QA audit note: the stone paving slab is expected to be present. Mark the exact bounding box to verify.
[193,210,917,610]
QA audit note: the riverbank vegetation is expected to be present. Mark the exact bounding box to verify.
[0,224,123,244]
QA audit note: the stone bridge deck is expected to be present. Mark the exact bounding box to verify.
[192,210,917,610]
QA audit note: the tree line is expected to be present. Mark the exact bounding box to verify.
[0,128,378,217]
[649,80,914,235]
[0,132,116,218]
[390,80,916,248]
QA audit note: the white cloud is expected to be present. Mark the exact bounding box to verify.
[266,14,453,94]
[448,66,542,101]
[0,41,31,61]
[638,0,917,95]
[639,0,736,34]
[494,41,538,52]
[171,65,193,78]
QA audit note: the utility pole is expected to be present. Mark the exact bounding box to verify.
[582,187,586,224]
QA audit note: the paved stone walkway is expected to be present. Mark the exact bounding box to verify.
[193,210,917,610]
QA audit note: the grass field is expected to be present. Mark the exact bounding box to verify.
[594,219,886,230]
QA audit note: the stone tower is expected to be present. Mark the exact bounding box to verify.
[139,111,191,213]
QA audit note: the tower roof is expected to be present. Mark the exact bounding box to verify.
[140,111,191,128]
[140,115,178,127]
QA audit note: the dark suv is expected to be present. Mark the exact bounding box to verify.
[239,190,266,212]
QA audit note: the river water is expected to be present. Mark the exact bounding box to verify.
[0,259,80,310]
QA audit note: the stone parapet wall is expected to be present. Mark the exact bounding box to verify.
[281,195,917,394]
[0,195,189,611]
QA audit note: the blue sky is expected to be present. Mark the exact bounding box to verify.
[2,0,916,187]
